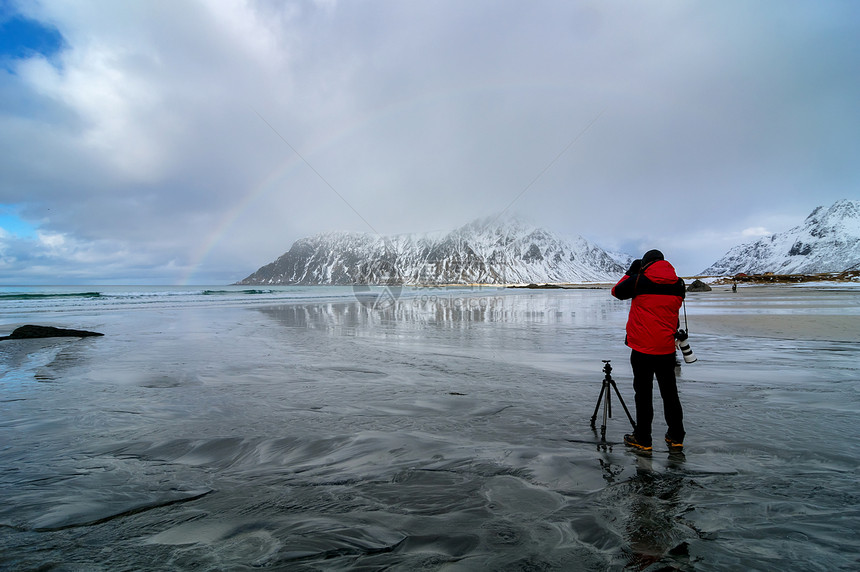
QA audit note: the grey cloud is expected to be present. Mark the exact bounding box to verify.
[0,1,857,282]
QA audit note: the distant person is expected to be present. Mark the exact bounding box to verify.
[611,250,686,452]
[732,282,738,293]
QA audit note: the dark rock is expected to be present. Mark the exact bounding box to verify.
[686,279,712,292]
[0,325,104,340]
[509,283,563,289]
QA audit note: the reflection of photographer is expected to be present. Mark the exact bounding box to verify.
[611,250,687,453]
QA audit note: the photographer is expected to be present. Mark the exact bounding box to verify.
[611,249,686,452]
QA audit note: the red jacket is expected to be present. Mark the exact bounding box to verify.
[611,260,685,355]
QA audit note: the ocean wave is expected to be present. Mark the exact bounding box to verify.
[0,292,102,300]
[201,289,274,296]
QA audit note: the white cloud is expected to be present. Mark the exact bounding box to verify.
[37,230,65,250]
[741,226,772,238]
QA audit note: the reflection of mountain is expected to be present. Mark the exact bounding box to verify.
[703,199,860,275]
[237,217,630,285]
[256,289,628,332]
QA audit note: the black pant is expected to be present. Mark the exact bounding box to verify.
[630,350,685,445]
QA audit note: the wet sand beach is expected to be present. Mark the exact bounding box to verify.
[0,284,858,570]
[688,283,859,342]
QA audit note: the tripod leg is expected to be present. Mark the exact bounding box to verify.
[609,379,636,430]
[590,382,607,428]
[607,386,612,419]
[601,387,610,440]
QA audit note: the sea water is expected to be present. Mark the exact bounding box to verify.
[0,285,858,570]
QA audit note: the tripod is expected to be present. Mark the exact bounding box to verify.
[590,360,636,441]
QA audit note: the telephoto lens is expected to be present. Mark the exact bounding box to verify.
[675,329,697,363]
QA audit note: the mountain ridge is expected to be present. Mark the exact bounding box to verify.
[237,217,631,285]
[702,199,860,275]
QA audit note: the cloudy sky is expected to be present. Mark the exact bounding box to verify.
[1,1,858,284]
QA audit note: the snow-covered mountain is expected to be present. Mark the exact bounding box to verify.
[237,217,630,285]
[702,199,860,275]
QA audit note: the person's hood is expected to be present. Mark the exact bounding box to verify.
[643,259,679,284]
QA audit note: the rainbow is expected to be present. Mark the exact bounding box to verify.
[179,80,574,285]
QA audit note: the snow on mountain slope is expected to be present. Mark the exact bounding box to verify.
[237,217,629,285]
[702,199,860,275]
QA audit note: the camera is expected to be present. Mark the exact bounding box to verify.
[675,329,697,363]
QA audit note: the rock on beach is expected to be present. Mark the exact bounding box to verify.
[0,325,104,340]
[686,279,712,292]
